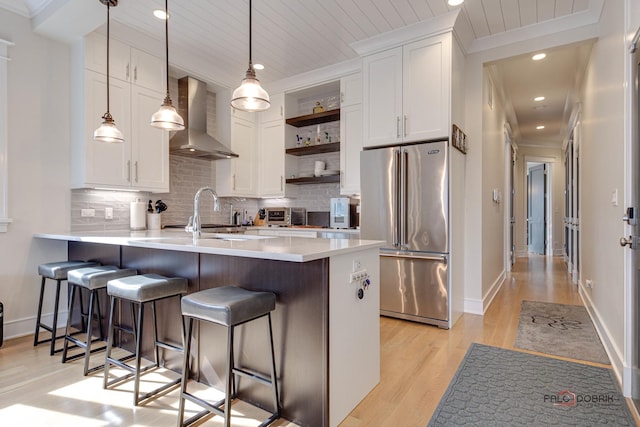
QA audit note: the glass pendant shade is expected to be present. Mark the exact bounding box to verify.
[231,67,270,112]
[94,114,124,143]
[94,0,123,143]
[151,98,185,130]
[151,0,185,130]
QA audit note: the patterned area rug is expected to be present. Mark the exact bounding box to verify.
[428,343,634,426]
[514,301,609,364]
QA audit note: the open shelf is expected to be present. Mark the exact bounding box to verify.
[286,175,340,185]
[285,142,340,156]
[285,109,340,127]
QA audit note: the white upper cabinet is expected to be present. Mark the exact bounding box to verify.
[340,74,363,195]
[83,32,165,91]
[259,93,286,197]
[71,32,169,192]
[363,33,451,147]
[259,120,285,197]
[216,108,259,197]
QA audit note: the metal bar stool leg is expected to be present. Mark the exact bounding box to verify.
[152,301,160,367]
[48,280,62,355]
[33,276,47,347]
[103,295,117,389]
[267,313,280,417]
[133,301,144,406]
[82,289,97,376]
[178,317,194,427]
[61,284,77,363]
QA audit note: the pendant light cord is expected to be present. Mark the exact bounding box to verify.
[105,1,111,117]
[248,0,252,68]
[164,0,170,101]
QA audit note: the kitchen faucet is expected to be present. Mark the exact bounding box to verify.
[186,187,220,239]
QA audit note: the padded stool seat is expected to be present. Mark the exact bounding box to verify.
[178,286,280,427]
[104,274,187,406]
[107,274,188,302]
[181,286,276,327]
[62,266,137,375]
[34,260,99,355]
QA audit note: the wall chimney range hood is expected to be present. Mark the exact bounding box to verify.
[169,76,238,160]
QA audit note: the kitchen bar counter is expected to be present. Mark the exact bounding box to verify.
[34,230,383,427]
[34,229,376,262]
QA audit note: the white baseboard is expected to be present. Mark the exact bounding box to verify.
[4,311,69,341]
[464,270,506,315]
[578,281,624,388]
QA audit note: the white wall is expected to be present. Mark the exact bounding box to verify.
[0,9,71,339]
[579,0,627,373]
[481,70,507,301]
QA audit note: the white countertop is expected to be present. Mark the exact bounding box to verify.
[34,230,383,263]
[248,226,361,235]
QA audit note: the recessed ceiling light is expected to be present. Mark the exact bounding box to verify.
[153,9,168,20]
[253,63,264,70]
[534,96,545,102]
[532,53,546,61]
[536,125,545,130]
[533,105,547,110]
[448,0,464,5]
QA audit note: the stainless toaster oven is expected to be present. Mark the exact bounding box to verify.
[265,207,306,226]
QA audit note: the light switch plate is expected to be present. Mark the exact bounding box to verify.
[105,207,113,219]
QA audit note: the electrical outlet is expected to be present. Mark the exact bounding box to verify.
[81,208,95,217]
[353,259,362,272]
[105,207,113,220]
[586,279,593,289]
[349,269,368,283]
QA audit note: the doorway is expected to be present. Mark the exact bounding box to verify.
[527,162,548,255]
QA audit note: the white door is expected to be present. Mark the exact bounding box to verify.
[623,35,640,414]
[528,164,546,255]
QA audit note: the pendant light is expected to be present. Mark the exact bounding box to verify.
[94,0,124,143]
[231,0,270,112]
[150,0,185,130]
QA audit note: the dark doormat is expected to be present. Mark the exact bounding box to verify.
[514,300,609,364]
[427,343,633,426]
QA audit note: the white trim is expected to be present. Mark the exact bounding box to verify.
[0,38,11,232]
[4,311,69,341]
[464,270,506,315]
[579,281,625,389]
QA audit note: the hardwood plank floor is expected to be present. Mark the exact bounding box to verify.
[0,256,637,426]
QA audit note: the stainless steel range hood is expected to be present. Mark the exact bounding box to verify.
[170,76,238,160]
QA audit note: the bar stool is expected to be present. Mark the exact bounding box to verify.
[177,286,280,427]
[61,265,137,375]
[34,260,99,355]
[103,274,187,406]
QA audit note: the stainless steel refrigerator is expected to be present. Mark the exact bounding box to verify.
[360,140,449,328]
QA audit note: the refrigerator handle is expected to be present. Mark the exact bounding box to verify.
[400,148,408,248]
[392,148,400,247]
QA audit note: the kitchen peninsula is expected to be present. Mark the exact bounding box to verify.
[34,230,383,427]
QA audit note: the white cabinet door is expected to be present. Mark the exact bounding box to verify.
[340,104,362,195]
[83,70,131,187]
[402,34,450,142]
[230,115,258,197]
[363,46,402,147]
[83,32,130,82]
[260,120,285,197]
[340,73,362,107]
[260,93,284,123]
[130,85,169,192]
[131,48,166,92]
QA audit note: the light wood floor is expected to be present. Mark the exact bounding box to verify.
[0,256,637,426]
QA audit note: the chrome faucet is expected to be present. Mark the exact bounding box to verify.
[186,187,220,239]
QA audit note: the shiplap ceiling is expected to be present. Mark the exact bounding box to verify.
[0,0,602,146]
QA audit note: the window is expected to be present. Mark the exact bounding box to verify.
[0,38,13,232]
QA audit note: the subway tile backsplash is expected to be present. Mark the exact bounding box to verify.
[70,154,339,231]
